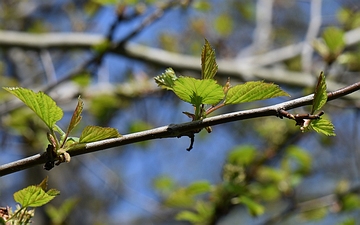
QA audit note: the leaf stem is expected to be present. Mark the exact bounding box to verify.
[206,103,225,115]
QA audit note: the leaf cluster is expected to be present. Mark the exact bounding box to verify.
[1,177,59,225]
[155,39,290,131]
[154,144,313,224]
[3,88,121,169]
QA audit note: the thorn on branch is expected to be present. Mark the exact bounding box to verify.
[186,133,195,151]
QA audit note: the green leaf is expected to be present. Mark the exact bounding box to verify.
[322,26,345,54]
[165,189,194,208]
[176,210,202,223]
[45,197,78,224]
[186,181,211,195]
[312,72,327,113]
[201,39,218,80]
[224,81,290,105]
[228,145,257,166]
[239,196,265,216]
[153,176,175,194]
[46,189,61,197]
[309,118,335,136]
[3,87,63,129]
[154,68,178,90]
[37,177,49,192]
[285,146,312,173]
[14,185,57,207]
[214,14,234,37]
[173,77,224,106]
[79,126,121,143]
[66,97,83,135]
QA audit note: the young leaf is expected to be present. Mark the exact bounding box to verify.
[201,39,218,79]
[322,26,345,54]
[176,210,202,223]
[79,126,121,143]
[173,77,224,106]
[154,68,178,90]
[309,118,335,136]
[224,81,290,105]
[239,196,265,216]
[14,186,57,207]
[312,72,327,113]
[66,96,84,135]
[185,181,211,196]
[37,177,49,192]
[3,87,63,129]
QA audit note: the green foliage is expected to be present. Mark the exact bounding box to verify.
[227,145,257,166]
[224,81,290,105]
[338,218,356,225]
[284,145,312,174]
[313,27,345,63]
[312,72,327,114]
[176,201,213,224]
[4,178,59,225]
[154,67,178,90]
[309,117,335,136]
[14,186,57,208]
[201,39,218,79]
[3,87,63,130]
[155,40,290,136]
[214,14,234,37]
[79,126,121,143]
[3,87,122,168]
[238,196,265,216]
[45,197,78,225]
[173,77,224,106]
[337,7,360,30]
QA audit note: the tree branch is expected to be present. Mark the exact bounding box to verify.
[1,81,359,177]
[1,29,360,93]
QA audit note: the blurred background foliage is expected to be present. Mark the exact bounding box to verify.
[1,0,360,224]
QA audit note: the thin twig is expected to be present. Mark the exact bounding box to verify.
[1,81,360,177]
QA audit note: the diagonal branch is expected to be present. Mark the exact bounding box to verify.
[1,81,360,177]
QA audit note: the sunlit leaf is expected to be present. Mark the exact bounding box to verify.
[312,72,327,113]
[285,145,312,174]
[37,177,49,192]
[309,118,335,136]
[79,126,121,143]
[228,145,257,166]
[201,39,218,80]
[14,186,58,207]
[192,1,211,11]
[3,87,63,129]
[239,196,265,216]
[153,176,175,194]
[165,189,194,208]
[322,26,345,54]
[186,181,211,195]
[341,193,360,211]
[46,189,60,197]
[173,77,224,106]
[338,218,356,225]
[66,97,83,136]
[154,68,178,90]
[214,14,234,37]
[176,210,202,223]
[224,81,290,105]
[45,197,78,224]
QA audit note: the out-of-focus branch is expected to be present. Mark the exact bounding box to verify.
[301,0,322,72]
[0,81,360,177]
[1,28,360,90]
